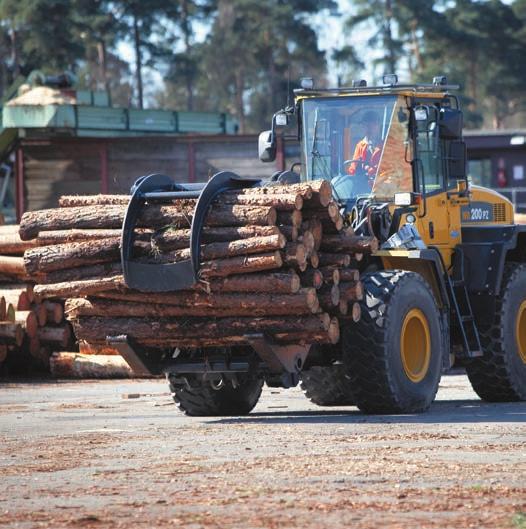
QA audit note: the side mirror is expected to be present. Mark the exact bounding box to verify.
[448,140,466,179]
[258,130,276,162]
[440,108,463,139]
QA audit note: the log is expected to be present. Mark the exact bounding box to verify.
[42,301,64,324]
[92,286,318,311]
[318,253,351,267]
[281,243,306,271]
[34,304,47,326]
[298,230,315,254]
[199,234,287,260]
[301,179,332,207]
[24,238,121,275]
[50,352,137,378]
[320,233,379,254]
[5,303,15,322]
[37,228,133,245]
[318,266,340,285]
[227,182,315,200]
[78,342,122,355]
[339,268,360,282]
[15,310,38,338]
[59,195,130,207]
[199,251,283,278]
[219,193,303,210]
[37,324,71,348]
[0,256,27,276]
[41,262,122,284]
[277,210,302,228]
[0,322,23,346]
[66,289,320,318]
[19,204,277,240]
[351,302,361,322]
[1,290,30,310]
[0,296,5,320]
[0,231,40,254]
[318,284,340,307]
[152,225,283,251]
[33,275,125,301]
[71,314,331,343]
[309,250,319,269]
[273,317,339,345]
[302,219,322,250]
[299,269,324,289]
[200,271,301,294]
[339,299,348,316]
[339,281,364,301]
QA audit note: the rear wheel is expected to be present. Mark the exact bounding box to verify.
[168,374,263,417]
[300,365,354,406]
[342,270,444,414]
[465,263,526,402]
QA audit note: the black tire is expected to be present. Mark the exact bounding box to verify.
[465,263,526,402]
[342,270,444,414]
[300,365,354,406]
[168,374,264,417]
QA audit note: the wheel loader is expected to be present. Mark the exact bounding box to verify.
[112,75,526,415]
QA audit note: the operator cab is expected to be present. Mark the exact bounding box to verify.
[259,75,468,215]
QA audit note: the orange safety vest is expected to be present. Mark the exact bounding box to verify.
[348,138,382,176]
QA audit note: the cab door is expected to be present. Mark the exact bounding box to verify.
[412,105,460,267]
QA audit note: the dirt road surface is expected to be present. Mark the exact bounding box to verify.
[1,374,525,529]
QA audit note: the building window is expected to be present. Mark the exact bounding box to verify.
[468,159,491,187]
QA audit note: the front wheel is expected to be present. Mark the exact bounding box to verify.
[342,270,444,414]
[465,263,526,402]
[168,374,263,417]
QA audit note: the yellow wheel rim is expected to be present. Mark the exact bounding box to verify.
[400,308,431,383]
[515,301,526,364]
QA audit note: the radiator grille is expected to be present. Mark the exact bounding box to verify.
[493,203,506,222]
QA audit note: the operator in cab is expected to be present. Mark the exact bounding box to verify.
[346,110,383,186]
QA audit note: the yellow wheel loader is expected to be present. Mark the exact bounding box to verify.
[115,75,526,415]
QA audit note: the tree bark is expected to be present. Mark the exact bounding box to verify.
[276,210,302,228]
[0,256,27,277]
[318,253,351,267]
[42,301,64,325]
[71,314,331,343]
[50,352,136,378]
[66,289,319,318]
[318,284,340,307]
[281,243,306,270]
[199,271,300,294]
[152,225,283,251]
[41,262,122,284]
[37,324,71,348]
[33,275,125,302]
[19,204,277,240]
[24,238,121,275]
[320,233,378,254]
[199,251,283,278]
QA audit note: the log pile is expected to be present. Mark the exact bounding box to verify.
[0,225,73,373]
[13,181,377,367]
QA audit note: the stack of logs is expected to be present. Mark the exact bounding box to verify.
[0,226,72,372]
[14,180,378,374]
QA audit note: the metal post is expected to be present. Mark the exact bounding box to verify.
[187,142,196,183]
[276,134,285,172]
[15,146,24,222]
[99,143,109,194]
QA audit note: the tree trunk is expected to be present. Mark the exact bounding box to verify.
[66,289,319,318]
[19,204,277,240]
[199,271,300,294]
[199,251,283,278]
[133,13,143,109]
[50,352,136,378]
[41,262,122,284]
[33,275,125,302]
[320,232,378,253]
[318,253,351,267]
[71,314,331,343]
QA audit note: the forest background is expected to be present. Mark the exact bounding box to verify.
[1,0,525,132]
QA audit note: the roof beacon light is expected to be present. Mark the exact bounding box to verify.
[300,77,314,90]
[352,79,367,88]
[433,76,447,86]
[382,74,398,86]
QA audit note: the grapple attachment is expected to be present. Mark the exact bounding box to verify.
[121,171,261,292]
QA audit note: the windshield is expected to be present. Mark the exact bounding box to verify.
[301,95,413,202]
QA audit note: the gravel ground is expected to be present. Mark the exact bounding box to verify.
[0,373,525,529]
